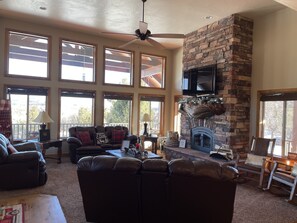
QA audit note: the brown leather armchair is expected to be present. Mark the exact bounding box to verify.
[0,134,47,190]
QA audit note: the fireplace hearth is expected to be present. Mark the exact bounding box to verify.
[191,127,214,153]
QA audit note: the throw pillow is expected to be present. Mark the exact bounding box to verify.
[291,163,297,177]
[77,131,92,146]
[0,134,9,160]
[244,153,265,167]
[96,132,109,145]
[111,129,125,144]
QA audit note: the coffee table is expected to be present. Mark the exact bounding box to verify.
[0,194,66,223]
[108,149,162,160]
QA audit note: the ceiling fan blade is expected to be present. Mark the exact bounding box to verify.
[146,38,165,50]
[102,31,135,36]
[119,38,139,48]
[150,33,185,38]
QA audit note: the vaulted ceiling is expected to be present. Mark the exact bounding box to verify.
[0,0,289,49]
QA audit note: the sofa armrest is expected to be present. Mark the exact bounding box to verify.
[5,151,41,163]
[14,142,38,152]
[67,137,82,146]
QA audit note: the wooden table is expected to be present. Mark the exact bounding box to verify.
[31,139,63,164]
[108,149,162,160]
[0,194,66,223]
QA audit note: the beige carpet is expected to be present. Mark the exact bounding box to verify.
[1,157,297,223]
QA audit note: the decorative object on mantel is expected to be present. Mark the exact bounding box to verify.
[178,94,225,119]
[165,131,179,147]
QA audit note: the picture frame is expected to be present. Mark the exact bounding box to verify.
[39,129,50,142]
[179,139,186,148]
[121,140,130,151]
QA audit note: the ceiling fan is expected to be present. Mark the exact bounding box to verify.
[103,0,185,49]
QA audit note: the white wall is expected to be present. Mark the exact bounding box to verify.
[251,8,297,136]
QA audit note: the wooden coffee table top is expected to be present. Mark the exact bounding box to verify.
[108,149,162,160]
[0,194,66,223]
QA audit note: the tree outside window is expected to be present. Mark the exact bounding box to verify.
[103,92,133,130]
[60,89,95,138]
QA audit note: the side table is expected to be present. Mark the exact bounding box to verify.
[31,139,63,164]
[144,136,158,154]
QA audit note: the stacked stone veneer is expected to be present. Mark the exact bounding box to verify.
[181,14,253,153]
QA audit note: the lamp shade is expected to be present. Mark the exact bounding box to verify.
[33,111,54,124]
[142,113,151,122]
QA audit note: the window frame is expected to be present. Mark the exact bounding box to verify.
[59,88,96,138]
[5,85,50,141]
[138,94,165,136]
[257,89,297,157]
[139,53,166,89]
[103,91,134,131]
[103,47,134,87]
[5,29,51,79]
[59,38,97,83]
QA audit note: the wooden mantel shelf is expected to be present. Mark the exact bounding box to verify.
[163,146,234,166]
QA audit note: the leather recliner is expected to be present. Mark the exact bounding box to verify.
[77,155,238,223]
[0,134,47,190]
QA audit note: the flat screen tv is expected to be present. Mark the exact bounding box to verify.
[182,65,217,96]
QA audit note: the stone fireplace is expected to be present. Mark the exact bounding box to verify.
[180,14,253,154]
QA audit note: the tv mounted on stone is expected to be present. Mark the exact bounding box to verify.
[182,64,217,96]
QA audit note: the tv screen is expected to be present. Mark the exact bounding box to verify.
[182,65,216,96]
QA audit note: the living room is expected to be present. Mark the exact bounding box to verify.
[1,0,297,222]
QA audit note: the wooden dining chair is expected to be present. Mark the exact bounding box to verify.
[235,136,276,188]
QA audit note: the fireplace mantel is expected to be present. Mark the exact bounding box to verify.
[163,146,234,166]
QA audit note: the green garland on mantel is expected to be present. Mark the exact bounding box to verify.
[178,94,226,119]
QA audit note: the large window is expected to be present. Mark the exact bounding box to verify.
[139,95,165,136]
[104,48,133,86]
[7,86,48,140]
[7,30,49,78]
[258,90,297,157]
[103,92,133,130]
[140,54,166,89]
[59,89,95,138]
[60,40,96,82]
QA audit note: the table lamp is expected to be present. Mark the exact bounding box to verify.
[33,111,54,130]
[142,113,151,136]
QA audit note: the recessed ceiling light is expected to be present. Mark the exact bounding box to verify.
[40,6,47,10]
[204,16,213,20]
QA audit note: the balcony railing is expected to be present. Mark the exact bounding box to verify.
[12,122,130,140]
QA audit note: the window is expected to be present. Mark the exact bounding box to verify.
[60,40,96,82]
[103,92,133,130]
[258,90,297,157]
[140,54,166,88]
[7,30,49,78]
[139,95,165,136]
[173,95,183,134]
[60,89,95,138]
[104,48,133,86]
[7,86,48,140]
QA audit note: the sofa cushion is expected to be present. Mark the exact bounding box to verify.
[77,131,93,146]
[111,129,125,144]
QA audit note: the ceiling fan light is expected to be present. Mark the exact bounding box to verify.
[139,21,148,34]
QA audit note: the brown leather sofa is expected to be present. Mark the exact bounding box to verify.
[77,155,238,223]
[0,133,47,190]
[67,125,137,163]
